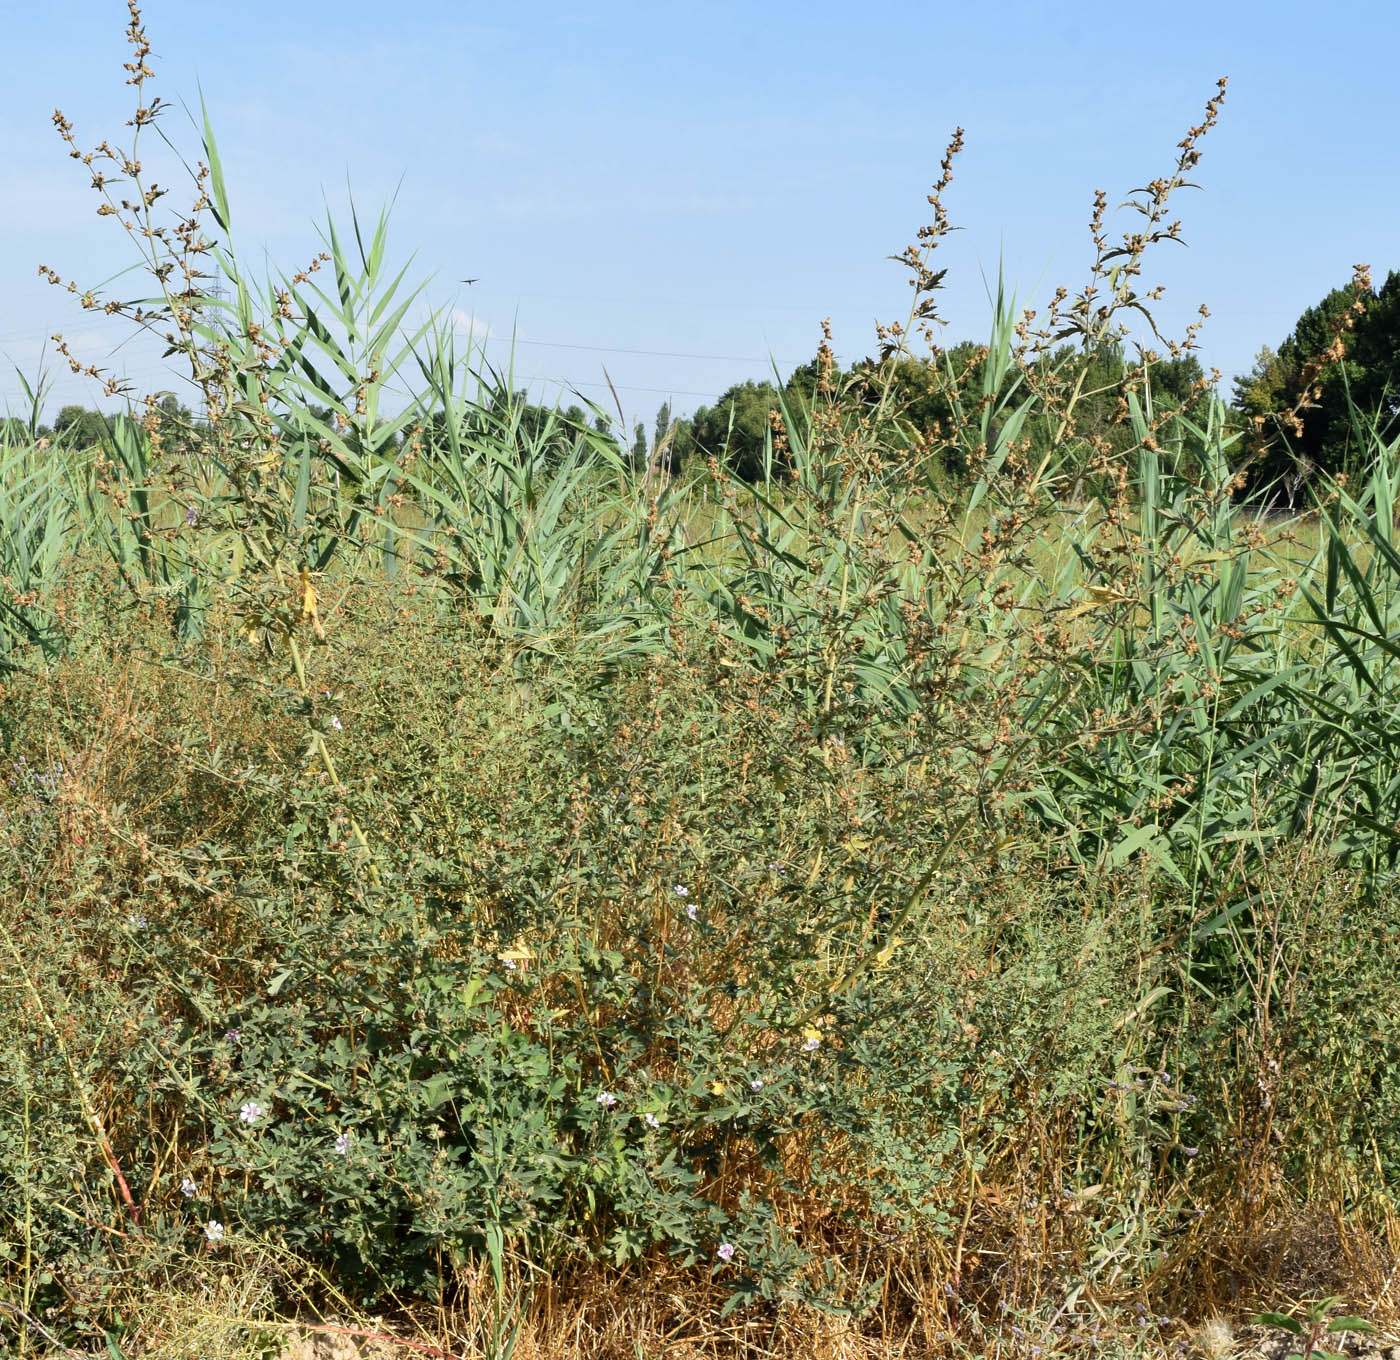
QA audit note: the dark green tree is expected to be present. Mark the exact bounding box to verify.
[688,380,783,481]
[1012,342,1212,488]
[844,344,991,479]
[417,388,597,467]
[591,411,625,460]
[53,405,111,448]
[155,393,197,451]
[158,393,194,425]
[487,389,590,460]
[669,414,697,469]
[1146,351,1208,413]
[1231,271,1400,498]
[1344,269,1400,422]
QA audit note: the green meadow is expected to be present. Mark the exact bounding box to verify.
[5,18,1400,1360]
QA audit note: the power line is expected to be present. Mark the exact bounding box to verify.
[504,286,821,316]
[510,376,723,399]
[472,334,811,365]
[2,308,837,410]
[382,374,724,401]
[0,323,829,368]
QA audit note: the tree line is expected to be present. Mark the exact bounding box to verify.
[4,394,195,448]
[20,269,1398,501]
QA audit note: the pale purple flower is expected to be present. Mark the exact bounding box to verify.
[803,1036,820,1052]
[749,1079,763,1092]
[716,1242,735,1262]
[126,913,147,930]
[673,884,688,897]
[334,1131,351,1155]
[180,1177,197,1198]
[684,903,697,921]
[184,504,198,526]
[330,715,342,731]
[644,1112,660,1130]
[596,1090,617,1109]
[204,1219,224,1244]
[239,1101,263,1125]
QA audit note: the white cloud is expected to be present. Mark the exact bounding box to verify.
[449,309,494,344]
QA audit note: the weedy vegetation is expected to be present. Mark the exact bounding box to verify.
[3,8,1400,1359]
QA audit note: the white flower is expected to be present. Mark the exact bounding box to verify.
[596,1090,617,1109]
[239,1101,263,1125]
[643,1112,660,1129]
[204,1219,224,1244]
[684,903,697,921]
[803,1036,820,1052]
[716,1242,735,1261]
[180,1177,197,1198]
[673,884,688,897]
[749,1079,763,1092]
[334,1131,351,1156]
[330,715,343,731]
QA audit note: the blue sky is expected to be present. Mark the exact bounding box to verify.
[2,0,1396,432]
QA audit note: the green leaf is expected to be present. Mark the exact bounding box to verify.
[200,95,231,233]
[1326,1318,1375,1334]
[1254,1313,1305,1335]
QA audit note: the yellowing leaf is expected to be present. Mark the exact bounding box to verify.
[1064,583,1138,621]
[300,566,316,620]
[709,1081,725,1096]
[873,937,903,968]
[299,565,327,640]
